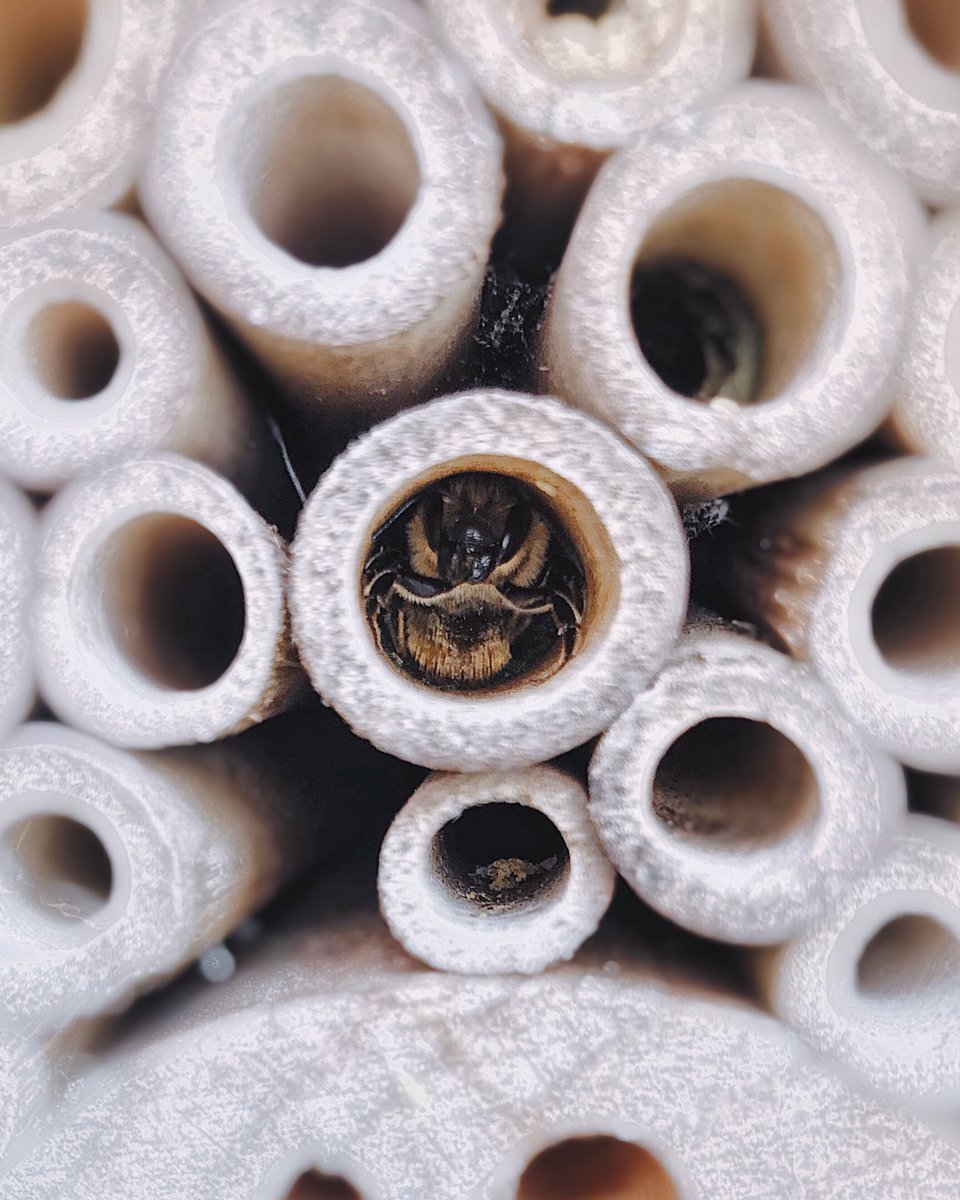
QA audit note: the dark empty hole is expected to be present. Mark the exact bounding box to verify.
[857,913,960,1001]
[246,75,420,268]
[433,802,570,910]
[902,0,960,71]
[27,302,121,400]
[546,0,613,17]
[871,547,960,676]
[103,515,246,691]
[284,1169,363,1200]
[0,0,87,124]
[2,814,112,924]
[630,259,763,403]
[653,717,818,849]
[517,1135,681,1200]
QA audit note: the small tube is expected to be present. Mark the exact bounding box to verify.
[425,0,755,241]
[0,479,35,739]
[541,82,924,497]
[142,0,503,415]
[377,766,615,974]
[589,620,904,944]
[763,0,960,207]
[759,815,960,1112]
[34,454,301,749]
[0,1,193,230]
[0,211,260,493]
[0,721,326,1033]
[889,208,960,465]
[718,458,960,772]
[290,390,688,771]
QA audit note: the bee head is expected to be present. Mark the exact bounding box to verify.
[430,473,525,585]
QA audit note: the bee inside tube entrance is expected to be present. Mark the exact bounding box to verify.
[26,301,121,400]
[652,717,820,850]
[515,1135,682,1200]
[432,802,570,913]
[901,0,960,71]
[630,180,841,407]
[0,0,88,124]
[361,459,609,695]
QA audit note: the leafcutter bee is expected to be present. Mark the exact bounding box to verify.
[362,472,586,691]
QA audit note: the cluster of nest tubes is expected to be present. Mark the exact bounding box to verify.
[1,0,960,1197]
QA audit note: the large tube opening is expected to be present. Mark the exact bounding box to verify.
[516,1135,681,1200]
[361,460,611,695]
[652,717,819,849]
[432,802,570,913]
[546,0,612,16]
[0,1,88,124]
[871,546,960,680]
[902,0,960,71]
[238,75,420,268]
[283,1170,363,1200]
[631,181,841,405]
[26,302,121,400]
[100,515,246,691]
[857,913,960,1008]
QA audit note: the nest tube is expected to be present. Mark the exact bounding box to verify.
[589,621,905,944]
[290,390,688,771]
[763,0,960,206]
[0,0,192,229]
[34,453,300,749]
[0,211,258,493]
[541,81,923,497]
[758,815,960,1112]
[377,766,615,974]
[142,0,503,414]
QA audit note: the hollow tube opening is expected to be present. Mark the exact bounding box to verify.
[361,462,608,695]
[871,547,960,680]
[26,302,121,400]
[0,0,88,124]
[238,75,420,268]
[100,515,246,692]
[631,181,841,405]
[516,1135,681,1200]
[546,0,613,17]
[652,717,819,850]
[902,0,960,71]
[283,1170,363,1200]
[432,802,570,912]
[1,813,112,933]
[857,913,960,1005]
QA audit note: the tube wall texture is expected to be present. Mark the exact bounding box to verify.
[0,480,35,740]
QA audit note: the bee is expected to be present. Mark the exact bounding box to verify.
[361,472,586,691]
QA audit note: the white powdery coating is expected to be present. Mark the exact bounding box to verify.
[34,454,293,749]
[891,208,960,464]
[589,625,905,944]
[290,390,688,771]
[378,767,615,974]
[543,81,923,495]
[4,960,960,1197]
[764,0,960,206]
[0,1,191,229]
[142,0,503,392]
[770,816,960,1111]
[426,0,756,150]
[0,212,253,492]
[0,480,35,738]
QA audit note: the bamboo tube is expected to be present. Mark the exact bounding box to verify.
[424,0,756,246]
[0,720,328,1036]
[142,0,503,417]
[541,82,924,497]
[889,208,960,466]
[0,479,35,740]
[0,0,193,230]
[0,212,260,494]
[289,390,688,771]
[714,458,960,772]
[762,0,960,206]
[378,766,615,974]
[34,454,302,749]
[758,815,960,1113]
[589,620,904,945]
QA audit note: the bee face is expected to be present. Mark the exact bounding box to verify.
[362,471,586,692]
